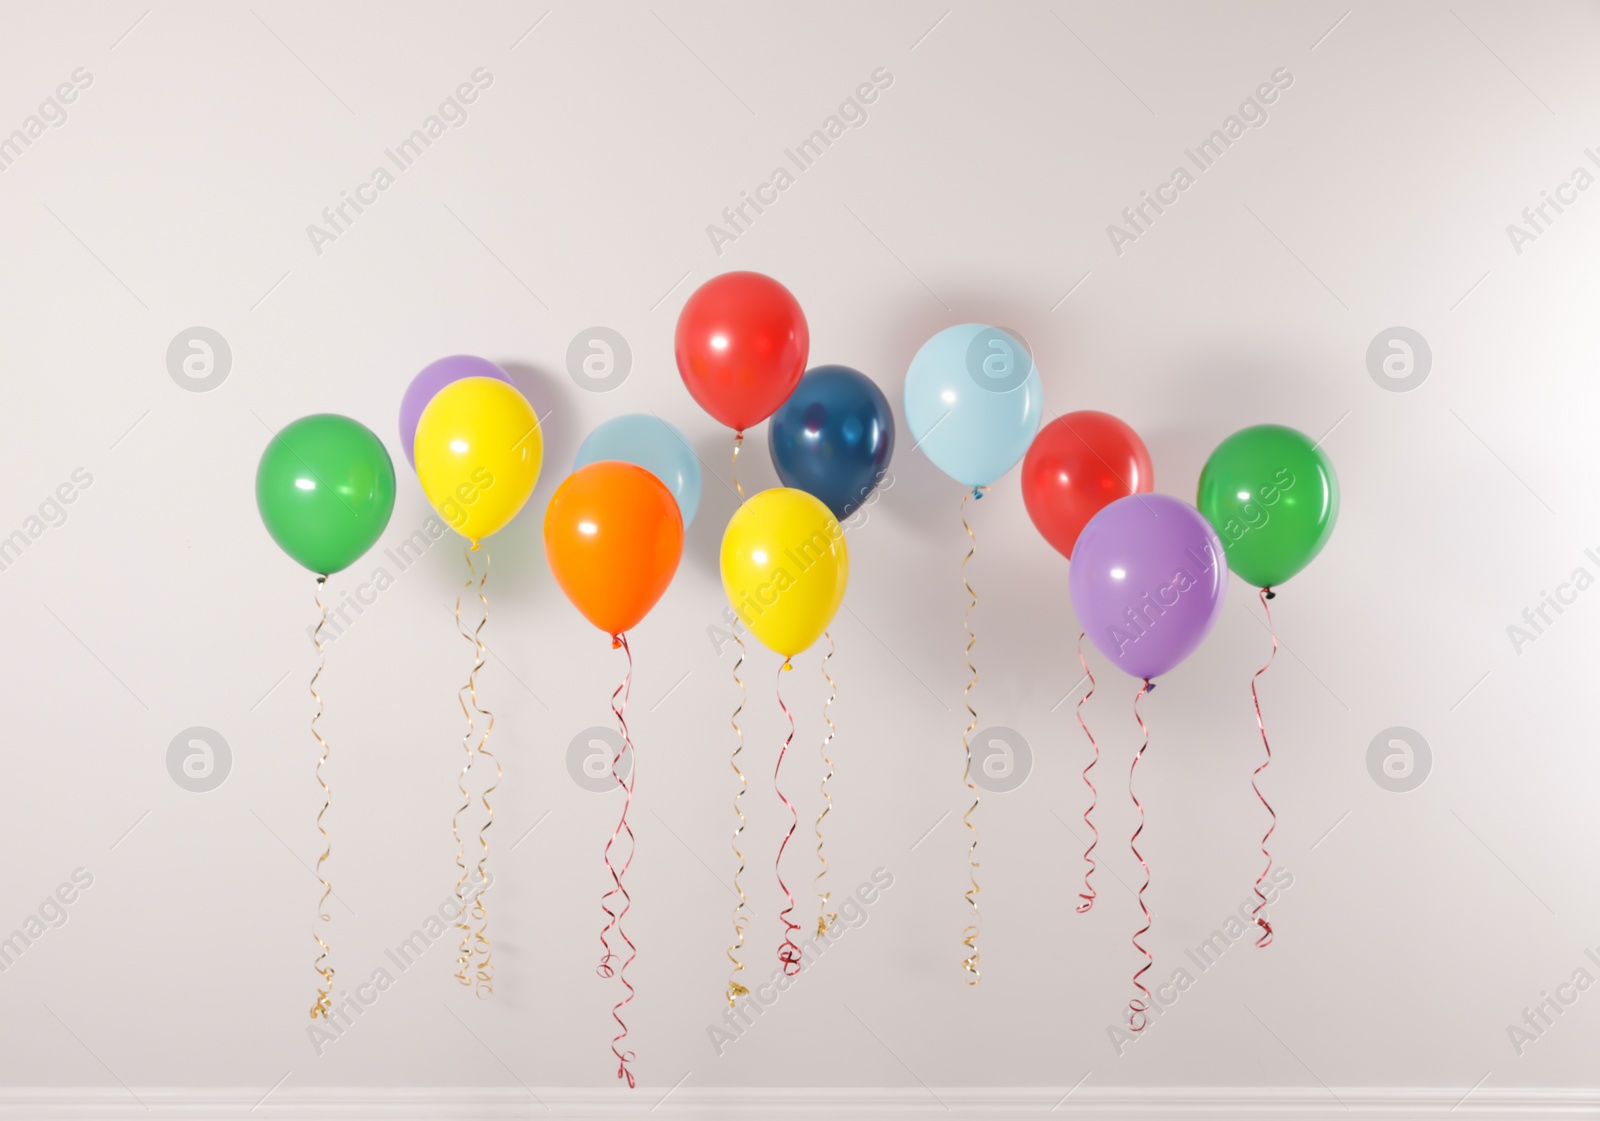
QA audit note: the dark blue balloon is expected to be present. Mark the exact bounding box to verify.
[768,365,895,521]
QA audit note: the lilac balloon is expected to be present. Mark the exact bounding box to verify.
[398,356,513,470]
[1068,494,1227,681]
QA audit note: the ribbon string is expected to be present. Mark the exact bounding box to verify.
[598,633,638,1088]
[726,430,753,1001]
[725,630,750,1006]
[960,486,987,984]
[452,545,496,995]
[309,576,334,1020]
[1128,678,1152,1032]
[815,631,837,936]
[1250,587,1280,948]
[469,549,499,996]
[1074,632,1099,914]
[774,660,803,975]
[731,431,747,503]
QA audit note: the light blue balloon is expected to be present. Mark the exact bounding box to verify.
[904,324,1044,489]
[573,413,703,526]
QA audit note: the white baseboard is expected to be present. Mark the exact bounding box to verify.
[0,1087,1592,1120]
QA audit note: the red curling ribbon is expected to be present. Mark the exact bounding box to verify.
[597,633,637,1088]
[1074,632,1099,914]
[1250,588,1279,948]
[1128,678,1152,1033]
[774,659,803,976]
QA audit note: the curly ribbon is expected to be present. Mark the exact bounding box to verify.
[731,431,747,503]
[309,577,334,1020]
[724,436,752,1003]
[469,549,499,996]
[815,631,838,937]
[1250,588,1280,948]
[1074,632,1099,914]
[725,629,750,1006]
[1128,678,1153,1032]
[452,545,496,995]
[597,633,638,1088]
[774,659,803,975]
[960,486,987,984]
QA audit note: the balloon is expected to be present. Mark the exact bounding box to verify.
[675,271,808,432]
[544,462,684,637]
[1196,424,1339,589]
[768,365,895,521]
[721,488,848,660]
[904,324,1043,489]
[398,355,513,471]
[1022,411,1153,560]
[573,413,703,527]
[1069,494,1227,681]
[256,414,396,576]
[414,377,542,546]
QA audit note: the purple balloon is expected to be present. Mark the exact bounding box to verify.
[398,356,513,470]
[1069,494,1227,681]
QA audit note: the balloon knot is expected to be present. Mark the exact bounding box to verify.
[971,487,985,500]
[1144,679,1156,693]
[470,541,481,552]
[1264,588,1276,600]
[611,635,623,650]
[782,659,793,671]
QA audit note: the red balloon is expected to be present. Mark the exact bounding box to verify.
[1022,411,1154,560]
[675,271,808,432]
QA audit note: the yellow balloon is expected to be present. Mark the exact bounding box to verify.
[721,488,848,660]
[414,377,542,545]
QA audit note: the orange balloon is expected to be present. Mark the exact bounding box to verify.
[544,461,684,637]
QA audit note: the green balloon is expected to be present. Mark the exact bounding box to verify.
[1196,424,1338,590]
[256,414,396,576]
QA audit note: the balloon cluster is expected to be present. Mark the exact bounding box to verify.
[252,268,1340,1072]
[1049,418,1338,681]
[675,272,853,657]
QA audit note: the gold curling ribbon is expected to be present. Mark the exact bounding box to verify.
[452,545,496,994]
[815,631,837,937]
[450,559,475,989]
[731,432,747,504]
[467,548,498,996]
[960,487,987,985]
[309,576,335,1019]
[726,628,750,1005]
[724,431,752,1002]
